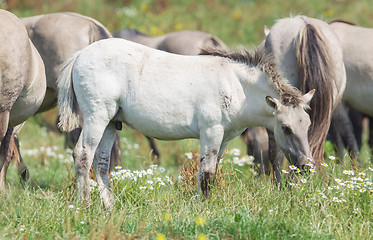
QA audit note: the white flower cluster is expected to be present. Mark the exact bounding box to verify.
[91,165,172,192]
[318,169,373,207]
[23,145,72,163]
[227,148,254,167]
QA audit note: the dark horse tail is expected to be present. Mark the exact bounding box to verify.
[296,22,335,167]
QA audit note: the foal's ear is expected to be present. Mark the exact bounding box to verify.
[264,25,270,36]
[302,89,316,104]
[265,96,281,111]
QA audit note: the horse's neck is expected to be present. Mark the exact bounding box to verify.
[239,69,278,131]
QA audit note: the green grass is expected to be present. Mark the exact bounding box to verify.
[1,0,373,239]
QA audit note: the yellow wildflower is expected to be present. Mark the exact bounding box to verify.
[163,213,171,222]
[197,233,208,240]
[156,233,166,240]
[195,216,206,226]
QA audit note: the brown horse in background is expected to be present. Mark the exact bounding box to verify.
[264,16,346,182]
[0,9,46,193]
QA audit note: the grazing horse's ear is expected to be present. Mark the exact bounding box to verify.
[302,89,315,104]
[264,25,270,36]
[265,96,281,111]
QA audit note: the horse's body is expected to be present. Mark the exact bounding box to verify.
[264,16,346,175]
[114,28,228,158]
[329,20,373,154]
[21,12,112,112]
[0,10,46,192]
[113,29,227,55]
[57,38,315,209]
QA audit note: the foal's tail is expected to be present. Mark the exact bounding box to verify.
[57,52,80,132]
[296,21,335,166]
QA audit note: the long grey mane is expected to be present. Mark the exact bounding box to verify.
[200,47,305,107]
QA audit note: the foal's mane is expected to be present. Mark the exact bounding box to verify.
[200,47,305,107]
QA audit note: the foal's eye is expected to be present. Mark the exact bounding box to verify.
[282,125,293,135]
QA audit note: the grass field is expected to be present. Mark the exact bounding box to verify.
[1,0,373,239]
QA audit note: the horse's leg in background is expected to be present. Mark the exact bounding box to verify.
[10,123,29,185]
[242,128,262,175]
[242,127,269,176]
[368,116,373,150]
[197,126,224,198]
[332,104,360,165]
[93,123,117,210]
[73,118,108,204]
[267,129,283,185]
[0,128,13,193]
[146,136,160,160]
[328,119,345,163]
[348,108,363,149]
[109,132,122,170]
[65,127,81,150]
[0,111,10,193]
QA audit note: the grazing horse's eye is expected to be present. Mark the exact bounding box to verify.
[282,125,293,135]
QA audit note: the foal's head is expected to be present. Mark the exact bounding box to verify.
[266,90,315,169]
[200,46,316,169]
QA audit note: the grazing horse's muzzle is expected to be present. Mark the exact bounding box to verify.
[286,152,315,173]
[297,155,315,174]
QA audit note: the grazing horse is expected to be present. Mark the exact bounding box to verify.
[329,20,373,155]
[0,10,46,192]
[21,12,112,112]
[114,28,228,158]
[113,29,227,55]
[57,38,315,209]
[6,12,116,182]
[264,16,346,179]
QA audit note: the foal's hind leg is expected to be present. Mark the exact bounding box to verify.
[73,119,108,204]
[93,123,117,210]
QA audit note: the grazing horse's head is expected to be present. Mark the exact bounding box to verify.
[266,89,315,169]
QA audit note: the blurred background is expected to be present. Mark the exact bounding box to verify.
[5,0,373,48]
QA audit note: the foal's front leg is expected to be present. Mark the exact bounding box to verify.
[198,126,224,198]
